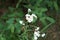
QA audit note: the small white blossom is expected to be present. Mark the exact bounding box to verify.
[25,14,33,23]
[19,20,25,25]
[34,36,38,40]
[34,31,40,37]
[34,31,40,40]
[34,27,40,40]
[35,27,40,31]
[41,33,45,37]
[25,14,37,23]
[28,8,31,12]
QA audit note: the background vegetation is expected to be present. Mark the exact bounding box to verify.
[0,0,60,40]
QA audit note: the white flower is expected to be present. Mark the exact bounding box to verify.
[28,8,31,13]
[19,20,25,25]
[25,14,37,23]
[35,27,40,31]
[34,27,40,40]
[41,33,45,37]
[34,31,40,37]
[25,14,33,23]
[34,31,40,40]
[31,14,37,18]
[34,36,38,40]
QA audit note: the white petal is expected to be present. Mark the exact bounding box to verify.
[37,31,40,34]
[34,31,40,37]
[19,21,25,25]
[25,14,33,23]
[22,23,25,25]
[35,27,40,31]
[25,14,31,20]
[27,20,32,23]
[41,33,45,37]
[26,15,33,20]
[19,21,23,24]
[27,19,33,23]
[28,8,31,12]
[30,16,33,21]
[25,14,30,17]
[25,13,37,23]
[31,14,37,18]
[34,36,38,40]
[26,16,30,20]
[37,32,40,37]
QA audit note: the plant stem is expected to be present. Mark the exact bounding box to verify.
[40,23,52,33]
[16,0,22,8]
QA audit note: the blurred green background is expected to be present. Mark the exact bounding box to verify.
[0,0,60,40]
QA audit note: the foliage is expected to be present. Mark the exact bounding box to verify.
[0,0,59,40]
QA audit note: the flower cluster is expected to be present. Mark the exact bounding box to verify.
[34,27,40,40]
[34,27,46,40]
[19,8,37,26]
[25,13,37,23]
[25,8,37,23]
[19,8,46,40]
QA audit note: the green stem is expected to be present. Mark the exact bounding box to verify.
[16,0,22,8]
[40,23,52,33]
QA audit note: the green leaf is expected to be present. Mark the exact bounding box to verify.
[7,13,16,17]
[47,17,55,23]
[16,0,22,8]
[8,24,15,33]
[0,23,3,29]
[40,17,47,26]
[8,7,15,12]
[32,17,37,23]
[0,34,6,40]
[36,0,43,6]
[40,17,55,32]
[1,12,8,19]
[10,25,15,33]
[40,23,52,32]
[47,1,53,7]
[40,8,48,12]
[11,26,15,33]
[16,11,25,17]
[53,1,59,11]
[0,22,6,30]
[6,18,15,24]
[14,23,22,33]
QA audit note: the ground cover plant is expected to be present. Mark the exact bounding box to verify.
[0,0,59,40]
